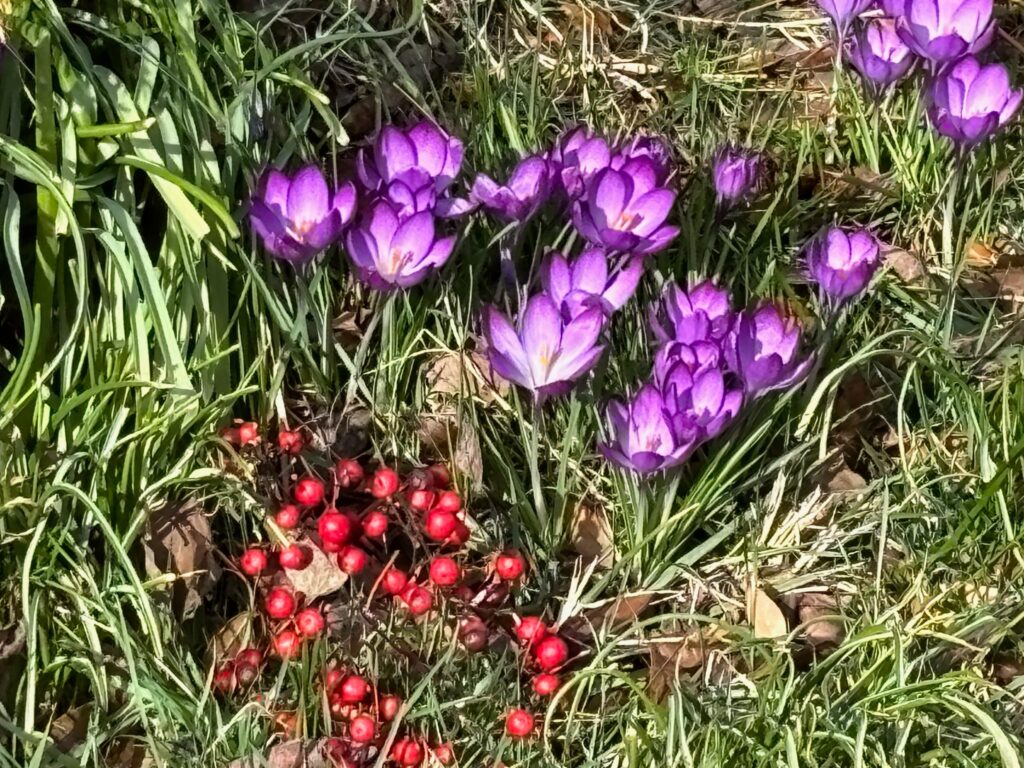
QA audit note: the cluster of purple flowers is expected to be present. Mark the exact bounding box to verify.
[599,222,883,474]
[600,285,811,473]
[481,128,678,402]
[822,0,1020,145]
[249,121,465,288]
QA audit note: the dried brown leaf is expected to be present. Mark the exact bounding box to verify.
[569,502,614,567]
[646,630,725,701]
[747,587,787,639]
[966,239,997,268]
[424,350,507,405]
[417,412,484,491]
[332,308,372,351]
[51,704,92,753]
[226,739,333,768]
[886,247,926,283]
[105,739,156,768]
[795,593,845,647]
[585,592,654,631]
[142,501,218,619]
[206,612,254,668]
[560,1,616,36]
[282,538,348,601]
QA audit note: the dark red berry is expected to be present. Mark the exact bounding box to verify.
[275,504,301,529]
[339,674,368,703]
[381,567,408,596]
[277,430,303,454]
[338,545,368,575]
[239,548,267,576]
[370,467,399,499]
[378,694,401,721]
[433,743,454,765]
[296,607,325,637]
[505,708,534,738]
[427,463,450,488]
[278,544,308,570]
[349,714,376,743]
[428,556,460,587]
[390,738,423,767]
[408,489,435,512]
[235,647,263,668]
[235,662,259,687]
[434,490,461,514]
[335,458,364,489]
[295,476,325,507]
[495,550,525,581]
[319,510,352,546]
[362,510,388,538]
[532,673,560,696]
[213,664,236,694]
[273,629,302,658]
[238,421,260,445]
[515,616,547,646]
[401,585,433,616]
[424,510,457,541]
[534,635,568,671]
[265,587,296,619]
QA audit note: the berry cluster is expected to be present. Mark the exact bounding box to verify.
[214,421,577,763]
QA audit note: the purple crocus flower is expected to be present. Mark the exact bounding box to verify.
[356,121,471,217]
[712,145,767,208]
[725,304,813,397]
[805,226,883,304]
[550,126,614,199]
[896,0,994,64]
[599,385,700,473]
[649,281,734,345]
[344,199,455,290]
[927,56,1022,145]
[249,165,356,264]
[471,155,553,223]
[482,293,605,401]
[847,18,916,87]
[571,160,679,255]
[611,135,673,184]
[540,248,645,320]
[818,0,874,32]
[653,342,744,440]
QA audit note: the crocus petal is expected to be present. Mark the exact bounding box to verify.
[602,256,645,311]
[483,307,531,388]
[261,169,291,213]
[408,121,448,177]
[287,165,330,224]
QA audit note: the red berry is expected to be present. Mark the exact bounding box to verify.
[401,585,433,616]
[296,607,325,637]
[427,463,450,488]
[278,544,308,570]
[433,743,454,765]
[275,504,301,529]
[446,520,471,548]
[348,714,376,743]
[295,476,325,507]
[221,426,241,445]
[238,421,260,445]
[534,635,568,671]
[424,510,457,541]
[408,489,435,512]
[434,490,461,514]
[390,738,423,767]
[362,510,389,538]
[338,545,368,575]
[495,550,525,581]
[273,629,302,659]
[213,664,236,694]
[335,458,365,489]
[505,708,535,738]
[277,430,303,454]
[324,667,344,693]
[378,694,401,721]
[235,647,263,668]
[235,662,259,687]
[370,467,400,499]
[458,614,489,653]
[532,673,560,696]
[339,674,368,703]
[264,587,296,619]
[319,510,352,546]
[239,548,267,577]
[381,567,408,596]
[515,616,547,646]
[428,557,460,587]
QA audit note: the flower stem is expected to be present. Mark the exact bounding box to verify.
[527,400,548,543]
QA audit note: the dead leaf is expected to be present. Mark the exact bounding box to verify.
[105,739,156,768]
[569,502,614,567]
[993,268,1024,311]
[991,653,1024,685]
[227,739,333,768]
[584,592,654,631]
[142,501,219,620]
[206,612,254,668]
[814,455,867,495]
[51,704,92,753]
[886,247,926,283]
[424,350,508,406]
[560,1,616,37]
[747,586,787,639]
[645,628,728,701]
[281,538,348,601]
[417,412,483,491]
[966,240,997,268]
[332,308,372,351]
[794,593,844,647]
